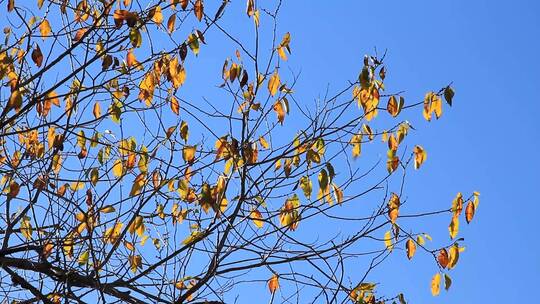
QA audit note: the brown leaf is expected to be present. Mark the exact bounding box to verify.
[194,0,203,21]
[31,44,43,67]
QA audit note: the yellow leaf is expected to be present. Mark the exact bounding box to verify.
[417,235,425,246]
[100,205,115,213]
[78,250,89,265]
[170,96,180,115]
[431,273,441,296]
[70,181,85,191]
[268,70,280,96]
[473,191,480,208]
[128,255,142,273]
[332,183,343,205]
[277,46,287,61]
[259,136,269,149]
[413,145,427,170]
[130,173,146,197]
[152,6,163,25]
[188,33,199,55]
[384,230,393,251]
[299,176,312,199]
[39,19,51,39]
[448,244,460,269]
[20,216,32,240]
[112,158,123,178]
[182,145,196,164]
[449,215,459,239]
[182,230,204,246]
[250,209,264,228]
[128,215,145,237]
[253,10,260,27]
[406,239,416,260]
[273,99,286,124]
[279,195,301,230]
[268,274,279,294]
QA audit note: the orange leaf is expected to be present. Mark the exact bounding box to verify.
[465,201,475,224]
[268,274,279,294]
[170,96,180,115]
[406,239,416,260]
[39,19,51,39]
[93,101,101,118]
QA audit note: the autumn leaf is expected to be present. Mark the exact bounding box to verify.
[167,13,176,34]
[406,239,416,260]
[273,99,286,124]
[31,44,43,67]
[465,200,475,224]
[86,100,99,120]
[194,0,204,21]
[387,95,402,117]
[250,209,264,228]
[188,33,200,55]
[100,205,115,213]
[152,6,163,25]
[332,183,343,205]
[448,244,460,269]
[444,86,455,106]
[449,215,459,239]
[170,96,180,115]
[413,145,427,169]
[384,230,393,251]
[20,216,32,240]
[183,146,196,164]
[437,248,449,268]
[268,70,280,96]
[268,274,279,294]
[128,255,142,273]
[388,193,400,224]
[78,251,89,265]
[112,158,124,178]
[444,273,452,291]
[431,272,441,296]
[299,176,312,199]
[40,19,51,39]
[130,173,146,196]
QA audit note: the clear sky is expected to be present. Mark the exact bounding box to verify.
[5,0,538,302]
[266,0,540,302]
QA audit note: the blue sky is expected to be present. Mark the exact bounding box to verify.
[5,0,538,302]
[266,0,540,302]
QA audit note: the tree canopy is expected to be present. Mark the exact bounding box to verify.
[0,0,478,303]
